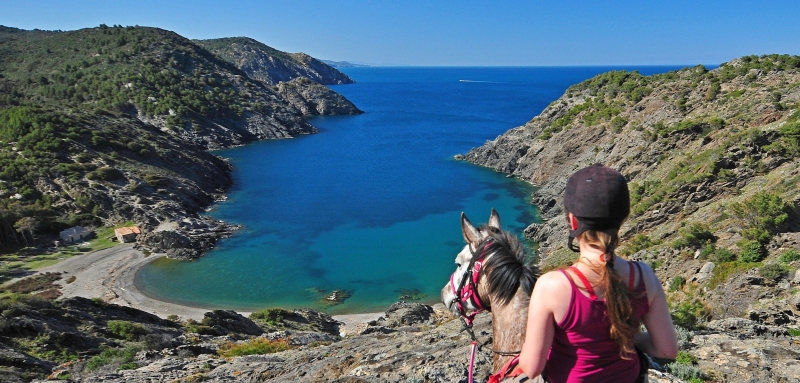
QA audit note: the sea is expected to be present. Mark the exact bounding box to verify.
[135,66,685,315]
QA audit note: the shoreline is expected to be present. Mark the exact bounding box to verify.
[34,244,384,332]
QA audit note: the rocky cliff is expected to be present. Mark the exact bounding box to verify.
[464,55,800,382]
[194,37,356,86]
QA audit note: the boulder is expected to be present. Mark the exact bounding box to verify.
[200,310,264,336]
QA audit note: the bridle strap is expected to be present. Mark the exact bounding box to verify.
[452,238,495,326]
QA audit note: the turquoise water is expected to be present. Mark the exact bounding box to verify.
[135,66,683,314]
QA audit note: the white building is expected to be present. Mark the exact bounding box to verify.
[59,226,92,243]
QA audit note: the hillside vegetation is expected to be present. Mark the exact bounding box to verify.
[0,24,359,259]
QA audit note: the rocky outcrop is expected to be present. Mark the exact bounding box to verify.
[195,37,356,85]
[276,77,363,116]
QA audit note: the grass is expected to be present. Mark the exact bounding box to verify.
[707,261,761,289]
[0,224,130,284]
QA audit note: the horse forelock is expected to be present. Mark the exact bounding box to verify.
[481,228,540,307]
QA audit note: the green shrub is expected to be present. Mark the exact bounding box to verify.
[780,249,800,263]
[250,308,292,326]
[698,241,715,260]
[85,346,140,371]
[671,298,710,330]
[712,248,736,263]
[674,350,698,365]
[107,320,146,341]
[758,264,790,281]
[666,362,703,381]
[672,223,715,249]
[738,240,765,263]
[610,116,628,133]
[87,167,124,181]
[217,338,290,357]
[619,234,658,256]
[668,276,686,292]
[730,192,792,244]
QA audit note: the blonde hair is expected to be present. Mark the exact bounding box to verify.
[576,229,638,359]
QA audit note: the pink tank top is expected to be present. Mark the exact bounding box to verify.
[544,262,650,383]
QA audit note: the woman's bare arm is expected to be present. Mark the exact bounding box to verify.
[518,271,562,377]
[635,264,678,359]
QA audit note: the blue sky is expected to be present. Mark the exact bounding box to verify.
[1,0,798,66]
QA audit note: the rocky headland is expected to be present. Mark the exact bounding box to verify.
[0,25,361,261]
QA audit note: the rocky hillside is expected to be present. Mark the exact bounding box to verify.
[276,77,363,115]
[465,55,800,381]
[2,282,794,383]
[0,24,361,260]
[195,37,355,86]
[195,37,362,116]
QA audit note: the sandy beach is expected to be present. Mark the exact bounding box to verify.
[34,245,383,333]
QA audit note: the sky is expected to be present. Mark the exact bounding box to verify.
[1,0,799,66]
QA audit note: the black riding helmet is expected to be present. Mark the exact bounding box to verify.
[563,164,630,251]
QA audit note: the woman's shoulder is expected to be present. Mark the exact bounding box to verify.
[628,260,666,297]
[534,269,571,290]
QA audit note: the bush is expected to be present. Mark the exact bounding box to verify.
[668,276,686,292]
[217,338,290,357]
[250,308,292,326]
[666,362,703,381]
[107,320,147,341]
[671,298,710,330]
[85,346,140,371]
[698,241,715,260]
[672,223,715,249]
[619,234,659,256]
[730,192,792,244]
[712,248,736,263]
[758,264,790,281]
[87,166,124,181]
[780,249,800,264]
[738,240,765,263]
[674,350,698,365]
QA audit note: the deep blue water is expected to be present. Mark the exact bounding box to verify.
[135,66,684,314]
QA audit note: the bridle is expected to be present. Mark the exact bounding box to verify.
[450,237,524,382]
[450,238,493,326]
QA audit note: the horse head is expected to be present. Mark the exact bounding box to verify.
[441,208,539,323]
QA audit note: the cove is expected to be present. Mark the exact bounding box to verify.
[135,66,683,314]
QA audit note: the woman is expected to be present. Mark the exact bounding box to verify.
[518,164,678,382]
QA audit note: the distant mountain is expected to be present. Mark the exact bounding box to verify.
[321,60,370,68]
[195,37,356,85]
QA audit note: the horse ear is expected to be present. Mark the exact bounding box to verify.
[461,212,481,244]
[488,208,501,229]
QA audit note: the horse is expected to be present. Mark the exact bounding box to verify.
[441,208,540,381]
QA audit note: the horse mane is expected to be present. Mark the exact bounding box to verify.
[480,226,540,307]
